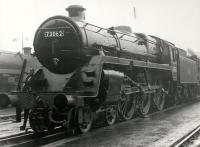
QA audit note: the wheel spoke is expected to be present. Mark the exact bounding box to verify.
[120,101,125,111]
[105,106,117,126]
[153,89,165,111]
[118,77,137,120]
[122,101,128,116]
[78,106,93,133]
[138,93,151,116]
[119,95,136,120]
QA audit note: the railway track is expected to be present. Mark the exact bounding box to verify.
[0,114,25,124]
[0,128,70,147]
[0,114,16,123]
[171,125,200,147]
[1,100,199,147]
[0,107,24,123]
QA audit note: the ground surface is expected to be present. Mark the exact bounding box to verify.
[0,107,15,117]
[0,107,24,138]
[1,102,200,147]
[44,101,200,147]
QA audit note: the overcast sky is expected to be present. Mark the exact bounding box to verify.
[0,0,200,53]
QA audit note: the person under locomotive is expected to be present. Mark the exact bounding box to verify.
[15,68,34,130]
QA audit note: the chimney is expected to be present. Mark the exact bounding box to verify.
[66,5,86,21]
[23,47,32,55]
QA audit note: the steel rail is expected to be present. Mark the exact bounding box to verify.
[171,125,200,147]
[0,114,24,123]
[0,128,65,147]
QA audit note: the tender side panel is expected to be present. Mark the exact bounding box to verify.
[179,56,198,84]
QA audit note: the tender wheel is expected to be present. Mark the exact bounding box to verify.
[105,105,117,125]
[175,87,182,105]
[118,93,136,121]
[137,93,151,116]
[190,87,197,100]
[153,88,165,111]
[183,88,189,102]
[78,106,93,133]
[174,91,179,105]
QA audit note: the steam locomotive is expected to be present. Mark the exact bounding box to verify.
[0,49,32,108]
[15,5,200,133]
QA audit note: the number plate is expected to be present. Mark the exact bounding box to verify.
[44,30,64,37]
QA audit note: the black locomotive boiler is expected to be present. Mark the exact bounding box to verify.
[15,5,200,133]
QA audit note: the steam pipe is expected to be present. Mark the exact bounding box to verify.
[53,94,75,109]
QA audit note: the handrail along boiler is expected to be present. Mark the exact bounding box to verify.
[16,5,200,133]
